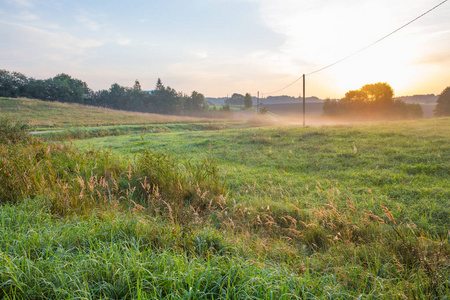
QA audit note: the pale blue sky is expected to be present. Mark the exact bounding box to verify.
[1,0,449,98]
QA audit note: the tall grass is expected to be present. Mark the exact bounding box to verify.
[3,198,448,299]
[0,119,226,218]
[1,118,449,298]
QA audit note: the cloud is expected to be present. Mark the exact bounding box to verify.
[79,39,104,48]
[116,39,131,46]
[76,15,102,31]
[413,51,450,65]
[16,11,39,21]
[8,0,33,7]
[192,50,208,59]
[0,21,104,65]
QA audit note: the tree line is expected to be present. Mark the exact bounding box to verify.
[323,82,424,120]
[224,93,253,109]
[0,70,208,115]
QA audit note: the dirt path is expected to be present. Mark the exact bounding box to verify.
[29,130,63,134]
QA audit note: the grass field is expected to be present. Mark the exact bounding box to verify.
[0,99,449,299]
[74,118,450,234]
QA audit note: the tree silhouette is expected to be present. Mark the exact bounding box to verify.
[133,80,141,91]
[324,82,422,120]
[343,83,394,103]
[434,86,450,117]
[156,78,163,90]
[244,93,253,109]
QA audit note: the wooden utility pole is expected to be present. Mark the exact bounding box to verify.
[257,91,260,114]
[302,74,306,127]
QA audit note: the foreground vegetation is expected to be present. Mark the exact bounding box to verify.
[0,116,449,299]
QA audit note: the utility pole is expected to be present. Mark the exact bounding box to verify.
[257,91,260,114]
[302,74,306,127]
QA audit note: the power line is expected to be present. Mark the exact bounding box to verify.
[264,0,448,96]
[265,76,303,95]
[307,0,448,76]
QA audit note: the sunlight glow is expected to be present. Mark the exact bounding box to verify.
[258,0,450,98]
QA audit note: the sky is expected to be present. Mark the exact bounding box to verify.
[1,0,449,98]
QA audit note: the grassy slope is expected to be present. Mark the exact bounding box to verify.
[0,97,213,128]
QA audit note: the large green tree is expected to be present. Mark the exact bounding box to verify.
[184,91,206,111]
[244,93,253,109]
[434,86,450,117]
[151,79,181,114]
[225,93,244,106]
[52,73,91,103]
[0,69,28,97]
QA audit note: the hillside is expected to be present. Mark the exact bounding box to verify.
[0,97,211,128]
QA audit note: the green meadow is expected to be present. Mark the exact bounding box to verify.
[0,98,449,299]
[74,119,450,231]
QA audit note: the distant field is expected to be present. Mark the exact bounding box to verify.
[264,101,437,119]
[264,102,324,120]
[0,97,215,128]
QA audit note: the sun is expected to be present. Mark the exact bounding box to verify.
[328,39,418,97]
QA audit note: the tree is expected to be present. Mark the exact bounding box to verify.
[342,90,367,102]
[434,86,450,117]
[0,69,28,97]
[151,79,181,114]
[106,83,136,110]
[156,78,163,90]
[360,82,394,103]
[225,93,244,106]
[52,73,91,103]
[184,91,206,111]
[244,93,253,109]
[342,82,394,103]
[133,80,141,91]
[324,82,422,120]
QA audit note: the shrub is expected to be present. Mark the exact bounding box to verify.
[0,118,31,144]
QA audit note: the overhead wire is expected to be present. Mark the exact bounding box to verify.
[264,0,448,96]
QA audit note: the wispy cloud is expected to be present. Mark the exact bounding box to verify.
[76,15,102,31]
[116,38,131,46]
[192,50,208,59]
[0,21,104,65]
[16,11,39,21]
[414,51,450,65]
[8,0,33,8]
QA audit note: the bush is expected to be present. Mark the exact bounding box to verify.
[0,118,31,144]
